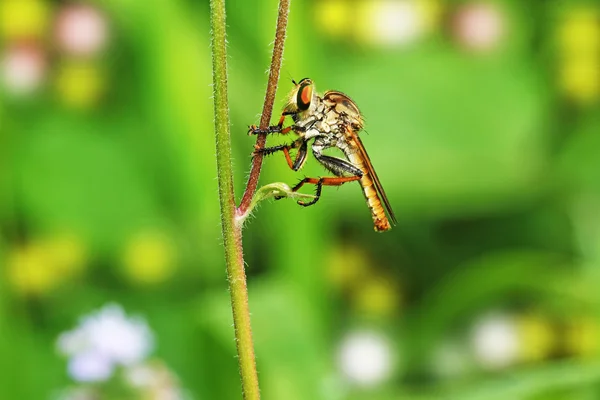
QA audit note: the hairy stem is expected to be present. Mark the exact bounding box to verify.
[238,0,291,216]
[209,0,260,398]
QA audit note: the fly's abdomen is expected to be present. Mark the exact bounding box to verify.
[359,173,392,232]
[347,150,391,232]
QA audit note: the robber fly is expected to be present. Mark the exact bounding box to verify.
[250,78,397,232]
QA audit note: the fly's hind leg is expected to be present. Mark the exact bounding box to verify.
[313,153,363,178]
[292,153,363,206]
[292,176,362,206]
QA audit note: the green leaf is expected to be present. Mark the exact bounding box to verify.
[239,182,316,225]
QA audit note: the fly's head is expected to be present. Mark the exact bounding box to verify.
[284,78,318,118]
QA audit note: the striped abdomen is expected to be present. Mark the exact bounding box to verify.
[347,150,392,232]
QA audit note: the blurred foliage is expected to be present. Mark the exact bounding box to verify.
[2,0,600,399]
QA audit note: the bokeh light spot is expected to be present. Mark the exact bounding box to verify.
[0,0,49,40]
[470,312,519,370]
[55,60,106,109]
[338,330,395,387]
[122,230,177,285]
[351,275,401,317]
[1,43,46,96]
[55,3,109,56]
[453,2,505,52]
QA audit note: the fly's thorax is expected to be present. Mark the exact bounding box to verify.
[322,91,364,131]
[325,107,363,133]
[295,113,324,140]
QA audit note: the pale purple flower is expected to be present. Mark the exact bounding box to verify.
[57,303,154,383]
[81,304,154,366]
[67,351,113,383]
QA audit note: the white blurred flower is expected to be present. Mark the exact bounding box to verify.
[453,2,504,52]
[58,303,154,382]
[373,1,424,46]
[337,330,395,387]
[125,361,187,400]
[470,312,519,370]
[357,0,430,47]
[1,44,46,95]
[67,351,113,383]
[126,363,157,388]
[55,4,108,56]
[84,304,154,365]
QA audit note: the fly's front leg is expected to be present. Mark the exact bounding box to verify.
[253,139,309,200]
[292,176,361,207]
[248,111,305,135]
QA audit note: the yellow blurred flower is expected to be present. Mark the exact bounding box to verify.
[55,61,106,109]
[565,317,600,358]
[351,275,401,317]
[8,243,56,295]
[314,0,350,40]
[0,0,50,39]
[556,6,600,105]
[419,0,442,34]
[559,58,600,105]
[557,7,600,56]
[45,233,87,275]
[122,230,177,285]
[6,234,86,296]
[326,245,370,290]
[517,314,554,363]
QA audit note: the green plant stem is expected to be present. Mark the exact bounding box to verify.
[238,0,291,216]
[209,0,260,399]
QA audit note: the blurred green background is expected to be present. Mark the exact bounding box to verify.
[2,0,600,398]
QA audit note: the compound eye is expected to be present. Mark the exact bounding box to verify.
[296,84,313,111]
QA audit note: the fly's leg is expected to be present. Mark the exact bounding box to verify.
[248,111,306,135]
[291,141,308,171]
[292,152,363,206]
[254,139,309,200]
[292,176,361,207]
[313,153,363,178]
[253,138,308,171]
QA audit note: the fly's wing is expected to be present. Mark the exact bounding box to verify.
[324,90,396,228]
[350,133,398,226]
